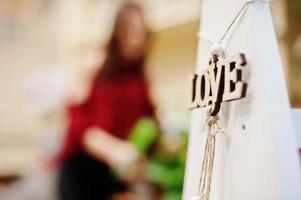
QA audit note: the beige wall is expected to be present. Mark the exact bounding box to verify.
[0,1,62,176]
[147,21,199,133]
[0,0,200,176]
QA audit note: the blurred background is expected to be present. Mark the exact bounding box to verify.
[0,0,300,199]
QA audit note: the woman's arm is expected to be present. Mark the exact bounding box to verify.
[82,127,139,176]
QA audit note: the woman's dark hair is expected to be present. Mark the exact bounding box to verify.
[98,2,150,80]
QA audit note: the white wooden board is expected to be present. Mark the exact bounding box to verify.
[183,1,301,200]
[292,109,301,147]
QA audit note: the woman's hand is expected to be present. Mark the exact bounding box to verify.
[121,156,147,183]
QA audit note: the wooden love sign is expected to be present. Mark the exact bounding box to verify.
[189,53,247,116]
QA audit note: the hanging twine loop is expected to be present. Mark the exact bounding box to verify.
[196,110,224,200]
[199,0,270,46]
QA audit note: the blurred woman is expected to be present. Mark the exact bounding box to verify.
[57,3,155,200]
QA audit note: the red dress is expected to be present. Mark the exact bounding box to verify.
[58,72,154,162]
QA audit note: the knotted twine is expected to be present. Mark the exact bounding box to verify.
[196,111,224,200]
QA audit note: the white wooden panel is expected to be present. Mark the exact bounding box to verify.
[183,1,301,200]
[292,109,301,147]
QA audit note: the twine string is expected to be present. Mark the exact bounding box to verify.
[197,113,224,200]
[188,0,269,74]
[199,0,269,45]
[218,0,268,44]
